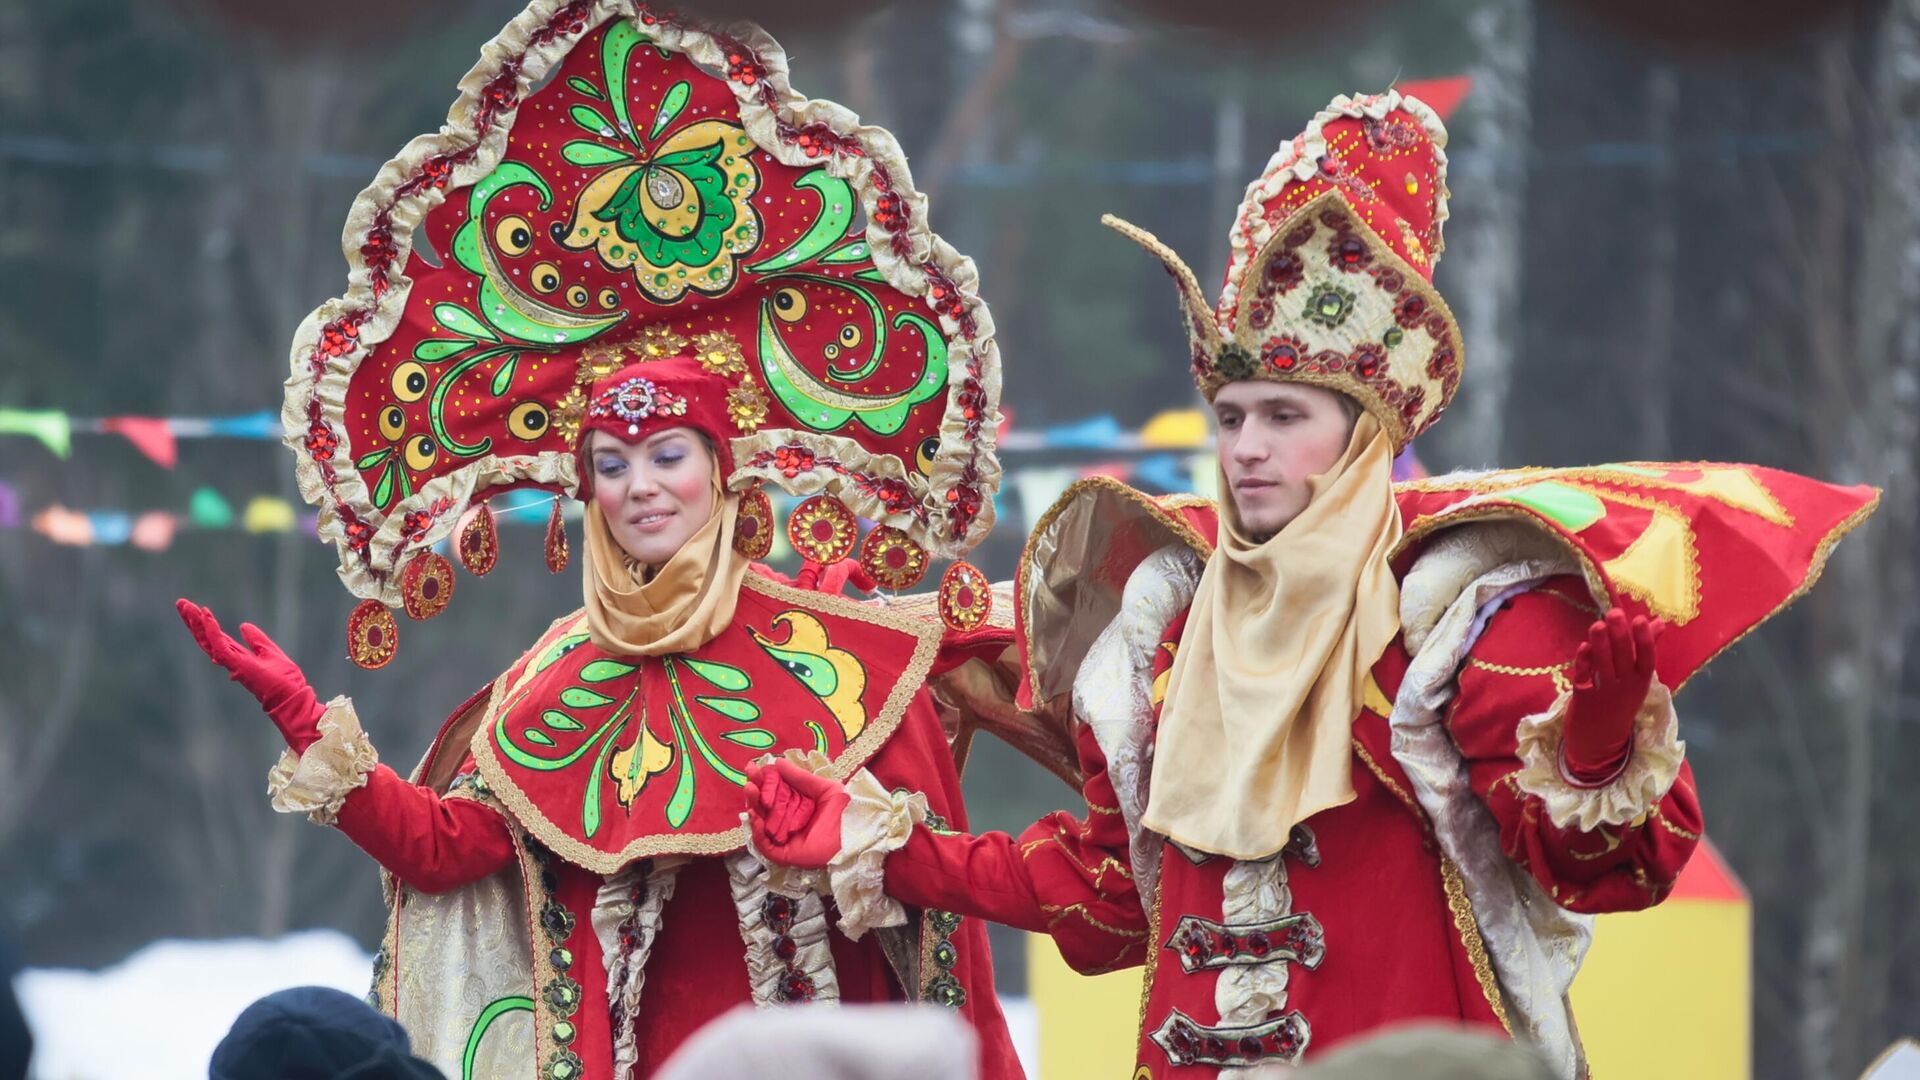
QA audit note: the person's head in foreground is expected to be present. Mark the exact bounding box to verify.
[209,986,445,1080]
[653,1002,977,1080]
[1278,1023,1555,1079]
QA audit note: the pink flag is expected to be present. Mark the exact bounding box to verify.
[131,512,180,551]
[101,417,179,469]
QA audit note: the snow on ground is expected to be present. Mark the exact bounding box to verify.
[17,931,374,1080]
[15,933,1041,1079]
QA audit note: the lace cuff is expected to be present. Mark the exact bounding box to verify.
[265,697,378,826]
[827,767,928,940]
[1513,681,1684,832]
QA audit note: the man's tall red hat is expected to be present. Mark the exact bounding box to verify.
[1104,89,1458,452]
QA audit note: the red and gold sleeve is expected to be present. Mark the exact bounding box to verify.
[1445,578,1702,913]
[332,754,517,895]
[883,721,1149,975]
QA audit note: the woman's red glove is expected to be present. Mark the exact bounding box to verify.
[1563,608,1665,785]
[176,599,325,753]
[745,760,850,869]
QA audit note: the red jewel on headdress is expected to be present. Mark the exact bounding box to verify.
[586,376,688,435]
[347,599,398,670]
[401,551,455,621]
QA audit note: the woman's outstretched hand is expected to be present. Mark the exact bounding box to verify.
[745,760,849,869]
[176,599,325,753]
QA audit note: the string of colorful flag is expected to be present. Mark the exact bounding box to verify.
[0,405,1427,550]
[0,404,1232,465]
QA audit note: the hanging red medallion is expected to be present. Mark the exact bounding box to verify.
[346,599,398,670]
[734,485,774,560]
[859,526,930,591]
[545,500,569,574]
[787,495,857,565]
[458,502,498,576]
[938,561,992,632]
[401,551,455,620]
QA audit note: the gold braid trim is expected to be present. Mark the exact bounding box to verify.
[1136,876,1167,1052]
[1440,857,1513,1035]
[1650,805,1701,842]
[1019,833,1135,882]
[1467,658,1572,678]
[1351,737,1423,820]
[1042,903,1150,941]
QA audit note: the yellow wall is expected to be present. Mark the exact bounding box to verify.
[1027,896,1750,1078]
[1570,898,1750,1079]
[1027,940,1144,1080]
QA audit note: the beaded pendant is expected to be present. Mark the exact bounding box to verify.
[733,485,774,560]
[458,502,498,576]
[401,551,455,620]
[786,495,857,565]
[938,561,992,632]
[858,526,929,591]
[346,599,398,670]
[545,500,569,574]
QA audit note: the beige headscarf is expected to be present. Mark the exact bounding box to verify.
[582,466,750,657]
[1141,413,1404,860]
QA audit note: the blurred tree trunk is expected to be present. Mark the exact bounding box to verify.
[1637,62,1676,458]
[1798,0,1920,1075]
[1436,0,1532,468]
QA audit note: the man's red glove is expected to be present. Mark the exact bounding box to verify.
[176,599,325,753]
[1563,608,1665,785]
[745,760,850,869]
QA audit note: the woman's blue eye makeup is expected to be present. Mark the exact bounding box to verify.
[594,457,626,476]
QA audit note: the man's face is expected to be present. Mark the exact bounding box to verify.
[1213,381,1357,539]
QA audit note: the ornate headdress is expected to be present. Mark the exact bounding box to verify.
[283,3,1003,666]
[1104,89,1459,452]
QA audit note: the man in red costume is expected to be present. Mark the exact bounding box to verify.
[748,90,1878,1076]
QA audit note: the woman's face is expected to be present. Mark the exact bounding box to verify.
[587,427,717,567]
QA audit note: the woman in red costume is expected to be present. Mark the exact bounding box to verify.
[173,4,1023,1077]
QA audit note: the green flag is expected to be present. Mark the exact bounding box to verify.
[0,409,72,458]
[188,487,234,529]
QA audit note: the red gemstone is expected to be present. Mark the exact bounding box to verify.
[422,577,440,600]
[885,548,907,569]
[811,521,834,542]
[955,587,974,609]
[366,626,383,647]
